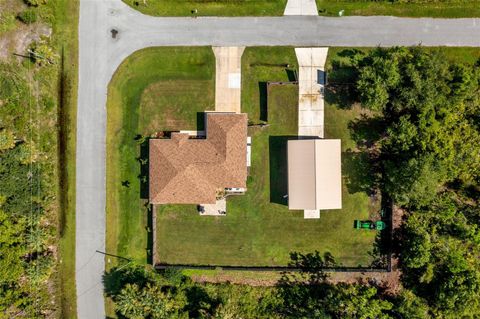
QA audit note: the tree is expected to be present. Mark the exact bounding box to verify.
[394,290,430,319]
[24,0,47,7]
[325,284,393,319]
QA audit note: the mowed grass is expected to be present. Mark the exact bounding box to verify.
[155,47,377,267]
[123,0,480,17]
[123,0,287,16]
[106,47,215,266]
[316,0,480,17]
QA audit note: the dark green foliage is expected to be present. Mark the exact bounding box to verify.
[393,290,430,319]
[105,264,281,319]
[350,47,480,207]
[107,262,399,319]
[328,47,480,318]
[17,9,38,24]
[398,196,480,317]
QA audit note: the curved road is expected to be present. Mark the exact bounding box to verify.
[76,0,480,318]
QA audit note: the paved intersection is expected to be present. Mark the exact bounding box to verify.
[76,1,480,318]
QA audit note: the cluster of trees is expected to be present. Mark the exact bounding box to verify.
[106,260,402,319]
[350,47,480,317]
[354,47,480,207]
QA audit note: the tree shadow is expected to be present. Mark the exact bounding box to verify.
[184,285,219,318]
[348,114,385,149]
[103,264,150,297]
[276,251,337,317]
[342,150,379,195]
[269,136,297,205]
[337,48,365,59]
[324,49,364,109]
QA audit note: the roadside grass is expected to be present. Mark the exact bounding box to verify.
[106,47,215,265]
[316,0,480,17]
[122,0,287,16]
[52,0,79,317]
[122,0,480,18]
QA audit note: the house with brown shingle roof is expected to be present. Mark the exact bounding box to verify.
[149,112,248,205]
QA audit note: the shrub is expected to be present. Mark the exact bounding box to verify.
[17,9,37,24]
[24,0,47,6]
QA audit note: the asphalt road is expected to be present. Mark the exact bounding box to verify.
[76,0,480,318]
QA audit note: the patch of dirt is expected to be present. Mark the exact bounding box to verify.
[192,272,280,287]
[392,204,406,230]
[0,22,51,61]
[326,256,401,295]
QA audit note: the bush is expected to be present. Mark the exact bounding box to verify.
[24,0,47,6]
[17,9,37,24]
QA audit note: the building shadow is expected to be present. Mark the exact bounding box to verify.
[146,204,153,264]
[269,136,297,205]
[196,112,205,131]
[286,69,297,82]
[259,82,268,121]
[139,139,149,199]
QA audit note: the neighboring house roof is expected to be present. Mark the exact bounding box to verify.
[287,139,342,210]
[149,112,247,204]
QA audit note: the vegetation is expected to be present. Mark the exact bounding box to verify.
[123,0,480,17]
[328,46,480,317]
[122,0,287,16]
[0,0,78,317]
[107,46,480,318]
[106,46,379,270]
[17,9,37,24]
[105,258,397,319]
[316,0,480,17]
[156,81,378,267]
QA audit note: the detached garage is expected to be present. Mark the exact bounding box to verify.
[287,139,342,218]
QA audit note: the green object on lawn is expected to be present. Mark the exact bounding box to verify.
[354,220,386,230]
[375,221,386,230]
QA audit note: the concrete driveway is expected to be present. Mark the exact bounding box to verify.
[296,47,329,138]
[213,47,245,113]
[76,0,480,318]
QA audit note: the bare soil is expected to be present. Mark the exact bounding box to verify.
[0,23,51,60]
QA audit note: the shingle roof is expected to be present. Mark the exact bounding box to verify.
[149,112,247,204]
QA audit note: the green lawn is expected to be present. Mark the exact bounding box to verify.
[155,47,377,267]
[54,0,80,317]
[123,0,480,17]
[106,47,215,265]
[316,0,480,17]
[123,0,287,16]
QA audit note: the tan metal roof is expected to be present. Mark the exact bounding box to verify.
[288,139,342,210]
[149,112,247,204]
